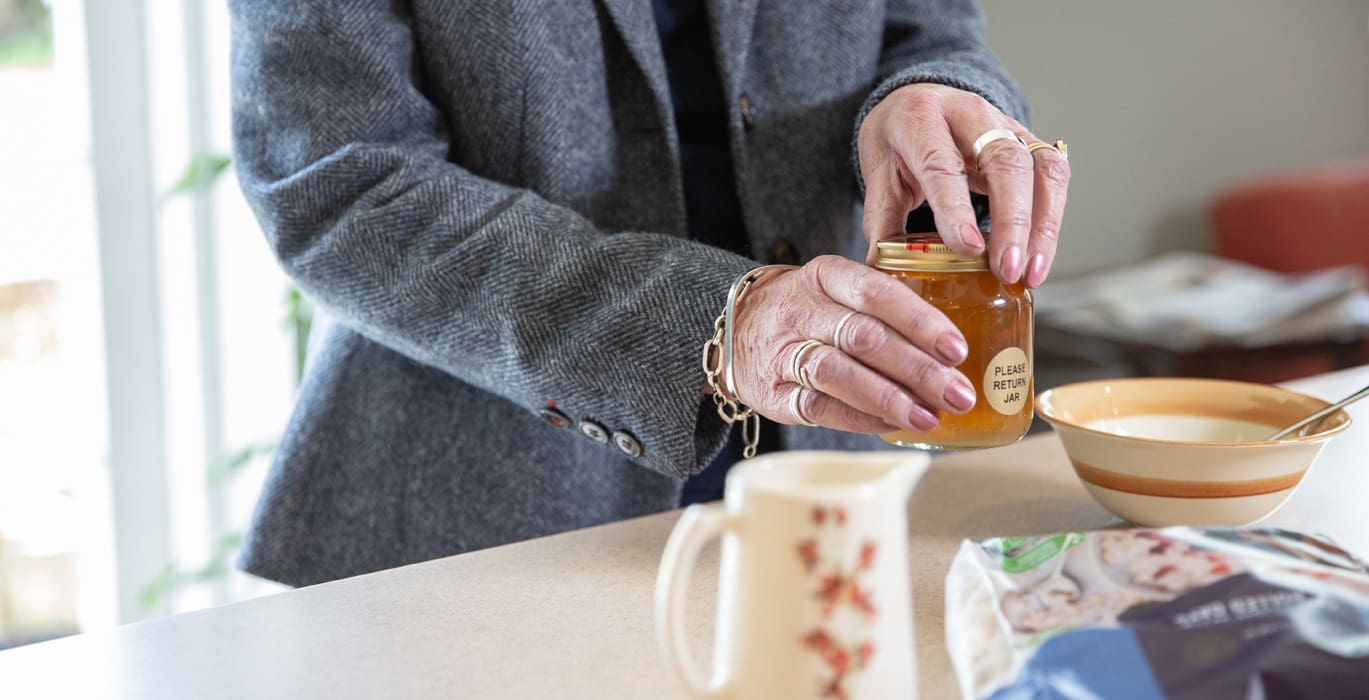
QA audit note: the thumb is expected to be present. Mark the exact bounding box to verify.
[861,159,913,266]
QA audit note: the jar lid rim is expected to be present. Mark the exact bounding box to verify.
[876,233,989,270]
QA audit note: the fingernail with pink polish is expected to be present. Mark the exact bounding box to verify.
[1025,253,1048,288]
[909,404,939,432]
[1000,245,1024,284]
[936,332,968,365]
[959,223,984,251]
[944,380,976,413]
[936,333,968,366]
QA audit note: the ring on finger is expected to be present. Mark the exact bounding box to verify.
[832,311,859,353]
[971,128,1027,170]
[1027,139,1069,161]
[790,339,824,389]
[789,386,817,427]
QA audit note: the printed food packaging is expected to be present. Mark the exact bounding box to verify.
[945,527,1369,699]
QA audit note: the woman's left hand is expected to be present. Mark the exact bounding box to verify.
[857,83,1070,288]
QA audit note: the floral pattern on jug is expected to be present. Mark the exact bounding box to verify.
[797,505,880,700]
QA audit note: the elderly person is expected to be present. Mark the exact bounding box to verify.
[230,0,1070,586]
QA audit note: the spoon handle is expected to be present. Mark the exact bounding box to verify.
[1267,382,1369,441]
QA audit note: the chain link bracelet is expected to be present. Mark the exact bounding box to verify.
[700,264,797,458]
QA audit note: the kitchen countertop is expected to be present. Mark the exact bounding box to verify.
[3,365,1367,699]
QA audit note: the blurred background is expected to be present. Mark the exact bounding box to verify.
[0,0,1366,649]
[1,0,293,648]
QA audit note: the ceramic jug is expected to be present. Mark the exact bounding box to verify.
[655,450,929,699]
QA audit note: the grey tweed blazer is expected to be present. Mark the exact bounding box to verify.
[230,0,1025,586]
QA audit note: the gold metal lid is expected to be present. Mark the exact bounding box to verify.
[875,233,989,271]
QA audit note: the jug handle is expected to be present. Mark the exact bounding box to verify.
[654,503,732,699]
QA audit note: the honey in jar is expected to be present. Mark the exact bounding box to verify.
[875,233,1033,450]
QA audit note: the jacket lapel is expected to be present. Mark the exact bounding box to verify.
[598,0,761,118]
[597,0,672,118]
[705,0,759,97]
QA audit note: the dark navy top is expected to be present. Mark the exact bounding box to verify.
[652,0,750,258]
[653,0,778,505]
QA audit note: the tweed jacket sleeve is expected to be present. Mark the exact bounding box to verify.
[853,0,1028,186]
[230,1,754,479]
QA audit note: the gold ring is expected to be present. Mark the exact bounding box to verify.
[790,339,824,389]
[789,386,817,427]
[1027,140,1069,161]
[833,311,859,353]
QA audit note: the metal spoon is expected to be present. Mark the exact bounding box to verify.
[1266,381,1369,440]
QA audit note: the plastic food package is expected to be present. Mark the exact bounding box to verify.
[945,528,1369,699]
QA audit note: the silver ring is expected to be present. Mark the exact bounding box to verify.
[789,386,817,427]
[971,128,1026,168]
[833,311,859,353]
[790,339,824,389]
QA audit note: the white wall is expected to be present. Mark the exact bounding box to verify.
[982,0,1369,277]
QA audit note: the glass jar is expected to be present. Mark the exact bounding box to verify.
[875,233,1034,450]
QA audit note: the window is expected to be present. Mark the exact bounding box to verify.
[0,0,106,648]
[0,0,292,647]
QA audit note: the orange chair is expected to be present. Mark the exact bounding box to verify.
[1212,159,1369,274]
[1208,159,1369,382]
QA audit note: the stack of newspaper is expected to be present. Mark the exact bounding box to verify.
[1033,253,1369,351]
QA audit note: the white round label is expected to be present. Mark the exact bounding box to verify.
[983,347,1030,415]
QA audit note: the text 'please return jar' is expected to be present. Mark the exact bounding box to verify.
[875,233,1034,450]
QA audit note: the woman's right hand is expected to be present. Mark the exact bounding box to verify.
[729,255,976,433]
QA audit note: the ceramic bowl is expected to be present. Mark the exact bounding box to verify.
[1035,377,1351,527]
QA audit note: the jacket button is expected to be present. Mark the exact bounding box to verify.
[579,419,609,444]
[739,93,756,130]
[612,430,643,458]
[539,406,572,429]
[768,239,801,265]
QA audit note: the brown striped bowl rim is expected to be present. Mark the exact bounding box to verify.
[1036,377,1351,447]
[1070,459,1305,498]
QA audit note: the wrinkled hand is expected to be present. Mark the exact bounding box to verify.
[858,83,1071,287]
[730,256,974,431]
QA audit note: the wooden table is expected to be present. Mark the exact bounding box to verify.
[4,367,1368,699]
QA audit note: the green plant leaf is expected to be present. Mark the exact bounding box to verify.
[284,286,314,385]
[138,564,182,611]
[189,533,246,582]
[169,153,233,196]
[138,532,247,610]
[208,441,277,487]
